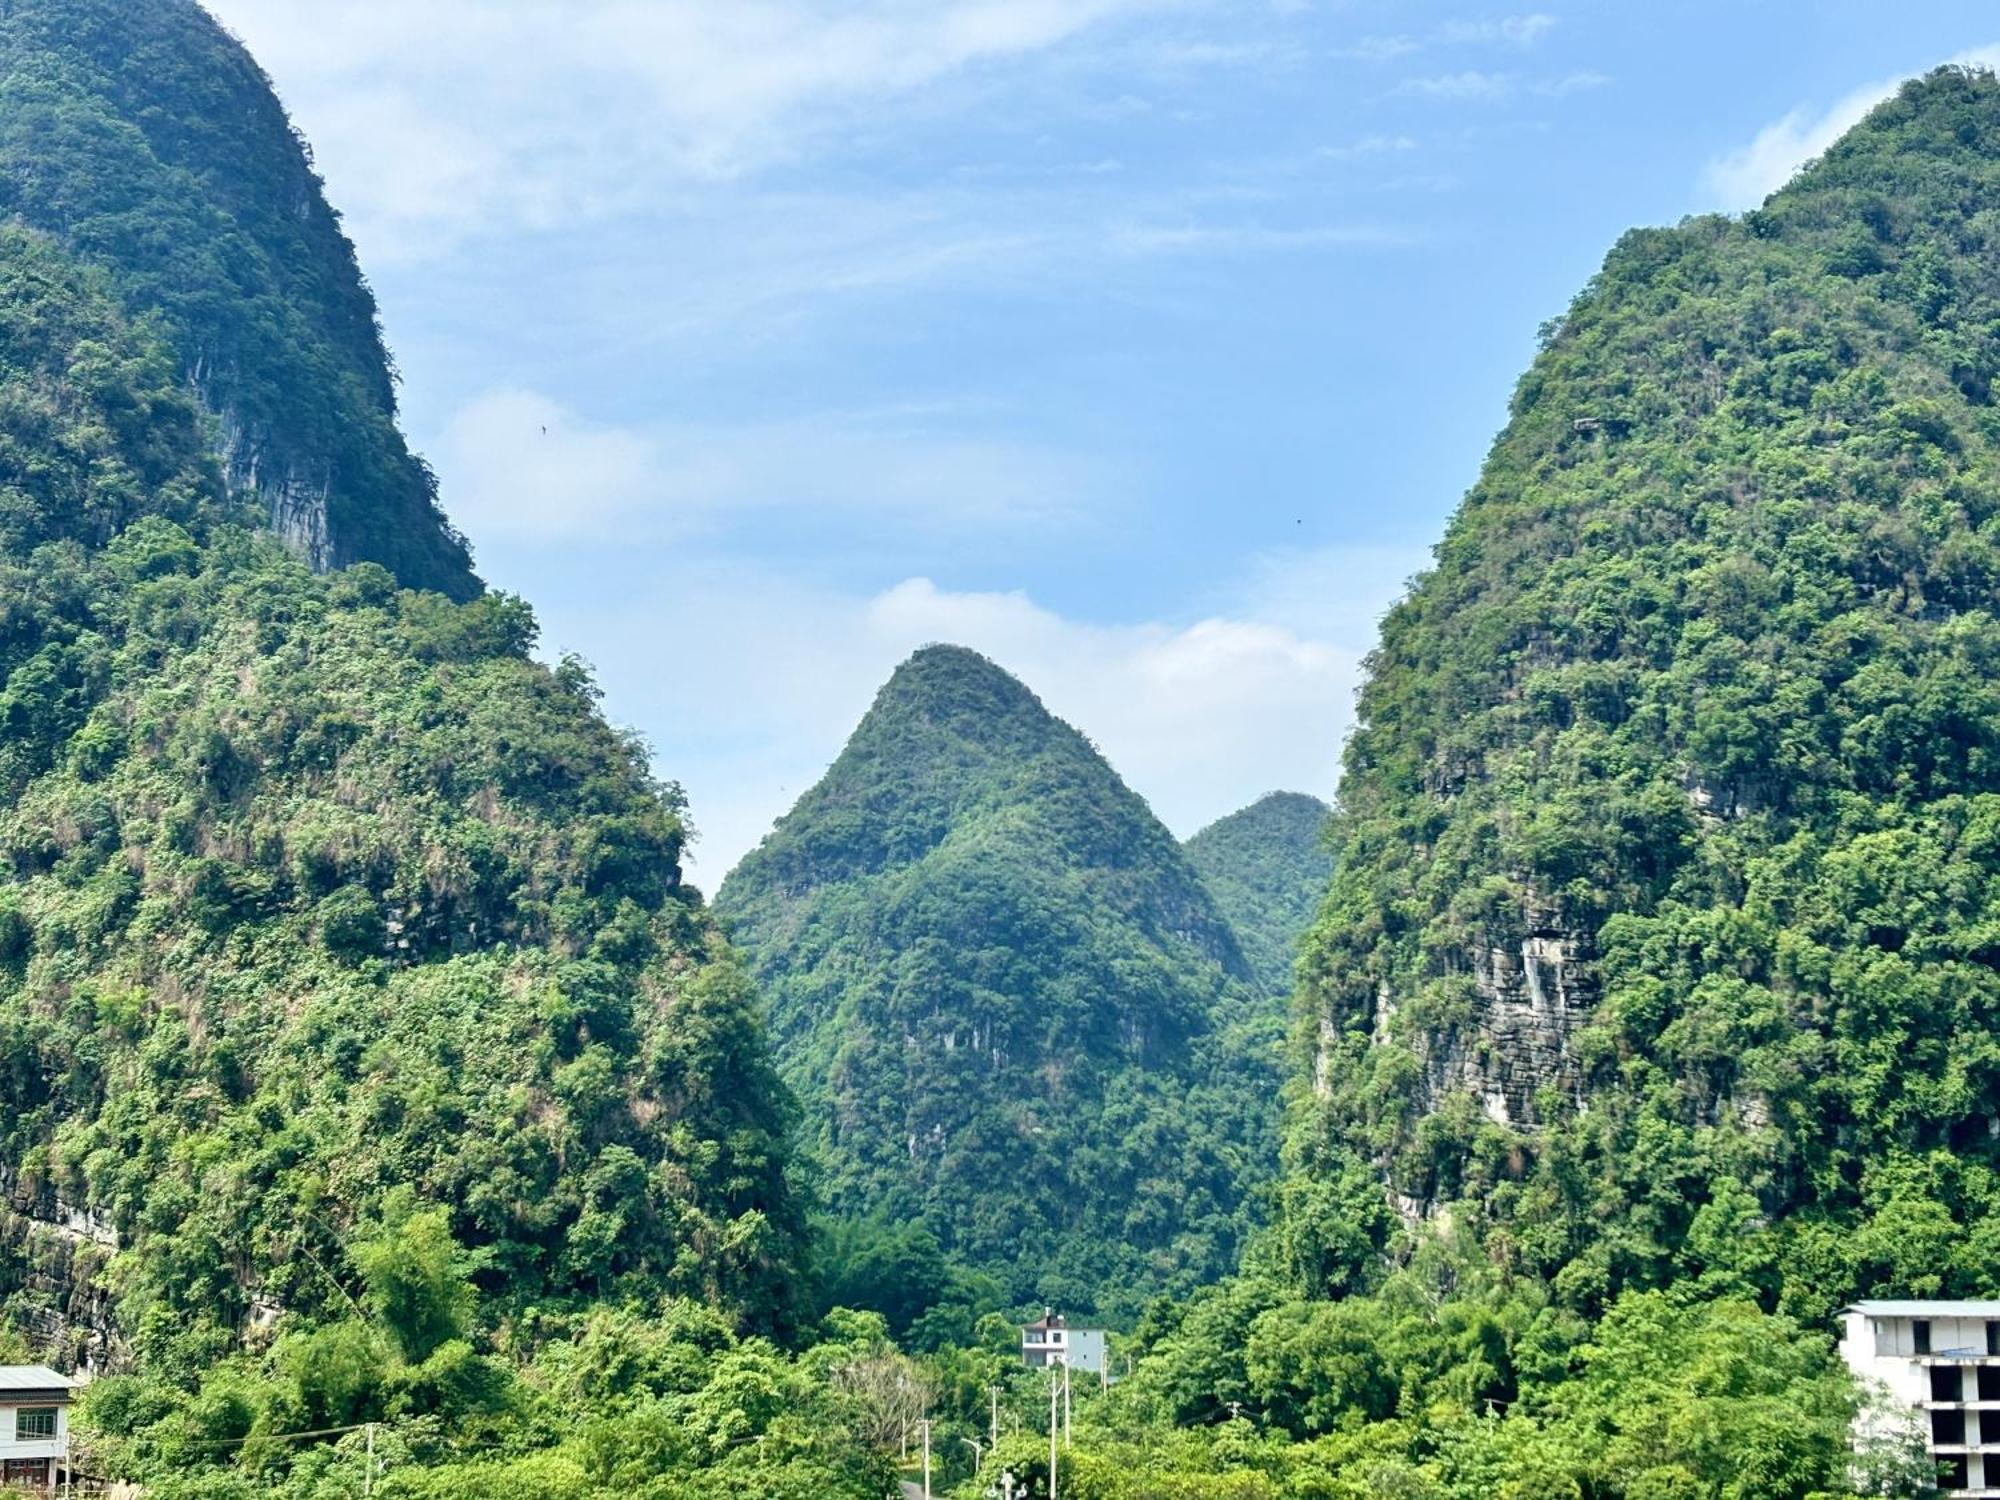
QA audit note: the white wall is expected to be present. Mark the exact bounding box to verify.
[0,1400,70,1459]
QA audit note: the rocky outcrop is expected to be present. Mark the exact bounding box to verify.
[0,1168,119,1372]
[1428,926,1594,1126]
[211,403,335,572]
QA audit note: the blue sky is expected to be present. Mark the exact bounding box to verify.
[203,0,2000,880]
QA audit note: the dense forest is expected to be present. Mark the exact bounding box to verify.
[1290,60,2000,1320]
[0,1,1994,1496]
[717,645,1283,1324]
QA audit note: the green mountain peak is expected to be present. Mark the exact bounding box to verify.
[1285,62,2000,1322]
[719,645,1274,1318]
[0,0,480,598]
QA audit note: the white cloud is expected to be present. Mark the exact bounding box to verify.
[1700,45,2000,210]
[1396,70,1517,101]
[1318,133,1419,160]
[1342,13,1554,64]
[1392,66,1606,104]
[201,0,1184,261]
[436,390,1111,546]
[1542,70,1609,97]
[1336,35,1421,63]
[1106,221,1414,254]
[518,547,1418,881]
[1437,14,1556,49]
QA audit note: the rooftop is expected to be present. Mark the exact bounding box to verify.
[1845,1301,2000,1318]
[0,1366,74,1390]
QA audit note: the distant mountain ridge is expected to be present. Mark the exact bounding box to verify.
[718,645,1281,1320]
[1185,791,1332,1001]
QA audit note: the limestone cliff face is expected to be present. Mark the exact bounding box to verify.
[0,1167,118,1372]
[212,405,335,571]
[1436,923,1593,1128]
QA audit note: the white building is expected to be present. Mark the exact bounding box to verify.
[1839,1299,2000,1496]
[1020,1312,1106,1375]
[0,1365,77,1495]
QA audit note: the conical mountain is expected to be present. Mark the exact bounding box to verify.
[1185,791,1333,1001]
[719,645,1279,1318]
[0,3,807,1369]
[1288,65,2000,1319]
[0,0,477,597]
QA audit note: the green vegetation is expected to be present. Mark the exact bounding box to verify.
[0,28,852,1486]
[718,645,1283,1320]
[1185,791,1334,1001]
[2,2,1996,1494]
[0,0,478,597]
[1289,62,2000,1329]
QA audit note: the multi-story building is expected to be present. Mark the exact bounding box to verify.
[1839,1299,2000,1496]
[1020,1312,1107,1375]
[0,1365,77,1495]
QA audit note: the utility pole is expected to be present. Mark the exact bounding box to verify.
[1062,1360,1071,1448]
[963,1436,985,1472]
[988,1384,1001,1448]
[363,1422,375,1500]
[921,1417,932,1500]
[1048,1366,1060,1500]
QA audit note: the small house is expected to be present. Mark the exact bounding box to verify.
[1839,1299,2000,1496]
[1020,1311,1106,1375]
[0,1365,77,1495]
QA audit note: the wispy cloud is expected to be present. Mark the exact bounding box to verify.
[1700,45,2000,210]
[1543,70,1609,96]
[1335,34,1421,63]
[1437,14,1556,49]
[1340,12,1557,65]
[1106,221,1416,255]
[1396,69,1517,101]
[1318,133,1419,160]
[436,389,1112,546]
[1394,67,1607,103]
[203,0,1186,260]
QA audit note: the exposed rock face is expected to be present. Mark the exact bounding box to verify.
[213,406,335,572]
[1440,928,1593,1126]
[0,1167,118,1371]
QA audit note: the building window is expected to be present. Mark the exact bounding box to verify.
[1933,1408,1965,1447]
[14,1408,55,1441]
[1915,1320,1933,1355]
[1988,1320,2000,1356]
[1933,1365,1963,1401]
[1051,1330,1063,1344]
[1979,1366,2000,1401]
[1942,1455,1970,1492]
[1981,1409,2000,1445]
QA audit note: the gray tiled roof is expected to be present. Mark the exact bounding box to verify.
[0,1366,74,1389]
